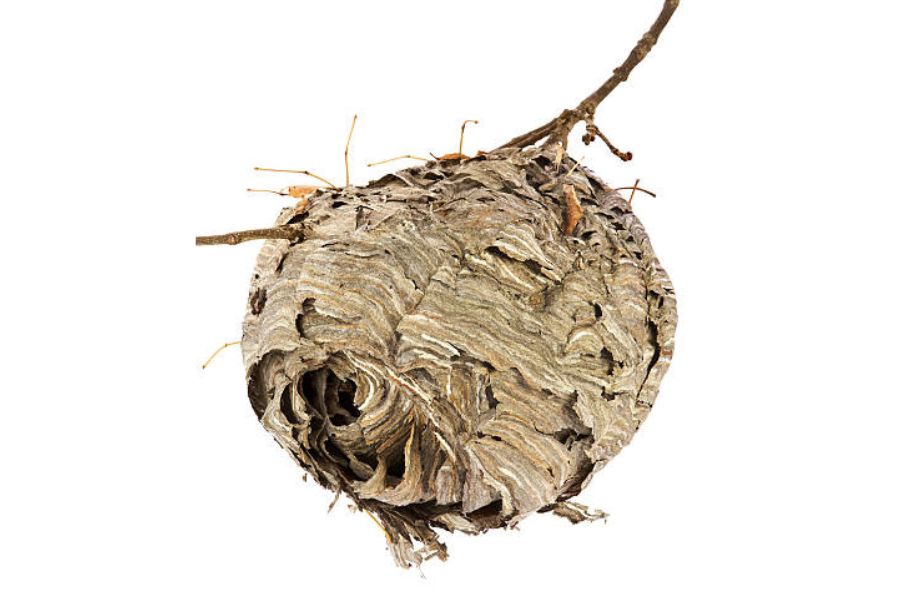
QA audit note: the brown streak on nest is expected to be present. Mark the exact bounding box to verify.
[562,183,583,235]
[240,146,677,567]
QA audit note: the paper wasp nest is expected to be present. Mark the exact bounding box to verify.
[242,146,677,567]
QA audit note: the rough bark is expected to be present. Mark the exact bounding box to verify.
[241,146,677,567]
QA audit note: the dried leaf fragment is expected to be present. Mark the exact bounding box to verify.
[548,501,608,524]
[287,185,318,198]
[562,183,584,235]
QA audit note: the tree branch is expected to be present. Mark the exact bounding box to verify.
[195,225,304,246]
[496,0,679,151]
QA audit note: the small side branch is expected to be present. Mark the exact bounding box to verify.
[614,183,657,198]
[195,225,304,246]
[202,340,241,369]
[496,0,679,151]
[585,124,633,161]
[459,119,478,157]
[254,167,338,190]
[345,114,358,187]
[367,154,430,167]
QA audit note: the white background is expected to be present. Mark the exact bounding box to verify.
[2,1,898,597]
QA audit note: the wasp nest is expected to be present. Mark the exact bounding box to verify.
[241,146,677,566]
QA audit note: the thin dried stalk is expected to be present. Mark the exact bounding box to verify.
[254,167,338,189]
[195,225,303,246]
[202,340,241,369]
[367,155,430,167]
[344,114,358,187]
[615,184,657,198]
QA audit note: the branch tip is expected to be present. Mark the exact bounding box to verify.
[202,340,241,369]
[496,0,679,151]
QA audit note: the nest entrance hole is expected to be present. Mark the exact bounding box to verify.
[299,368,361,427]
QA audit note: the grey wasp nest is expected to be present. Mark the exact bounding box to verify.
[241,146,677,567]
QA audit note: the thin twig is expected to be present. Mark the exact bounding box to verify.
[364,509,393,544]
[627,178,640,209]
[345,114,358,187]
[195,225,304,246]
[590,125,633,161]
[247,186,317,197]
[565,155,586,177]
[247,188,289,196]
[367,154,430,167]
[202,340,241,369]
[459,119,478,157]
[496,0,679,150]
[614,184,657,198]
[254,167,338,189]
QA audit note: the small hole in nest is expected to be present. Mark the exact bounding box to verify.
[355,452,378,471]
[485,384,498,409]
[280,387,299,425]
[299,369,320,404]
[466,499,504,526]
[386,449,406,484]
[337,380,360,418]
[323,438,349,466]
[328,375,360,426]
[250,288,267,315]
